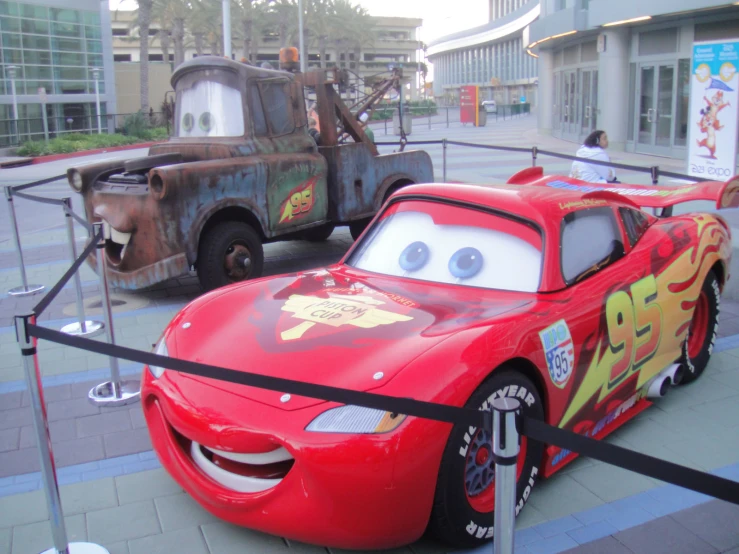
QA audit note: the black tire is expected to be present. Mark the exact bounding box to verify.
[349,219,371,241]
[429,369,544,548]
[301,224,335,242]
[679,270,720,384]
[197,221,264,292]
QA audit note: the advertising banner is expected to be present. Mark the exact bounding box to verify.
[688,41,739,180]
[460,85,478,126]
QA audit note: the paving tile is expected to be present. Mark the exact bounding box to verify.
[103,428,152,458]
[567,464,658,503]
[662,434,739,471]
[115,468,182,505]
[613,514,719,554]
[603,497,655,531]
[20,383,72,406]
[52,435,105,467]
[19,418,77,448]
[76,410,132,438]
[128,527,210,554]
[102,542,129,554]
[129,405,146,429]
[154,492,219,532]
[638,486,711,517]
[534,515,583,539]
[0,407,32,430]
[86,499,161,544]
[669,500,739,551]
[11,514,86,554]
[60,477,118,515]
[46,397,100,421]
[0,392,22,411]
[525,533,580,554]
[0,428,19,452]
[200,521,290,554]
[0,447,40,477]
[516,503,549,529]
[566,520,620,545]
[0,489,47,528]
[527,475,605,521]
[0,528,9,554]
[562,536,634,553]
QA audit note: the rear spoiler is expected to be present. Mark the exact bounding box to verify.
[506,167,739,210]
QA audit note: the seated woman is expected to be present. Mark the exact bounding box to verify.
[570,130,619,183]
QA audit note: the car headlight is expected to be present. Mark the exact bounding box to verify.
[69,171,83,191]
[148,339,168,378]
[305,405,406,434]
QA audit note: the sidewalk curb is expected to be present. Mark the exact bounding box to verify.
[27,141,162,165]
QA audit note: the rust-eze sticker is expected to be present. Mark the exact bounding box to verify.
[280,294,413,340]
[279,176,317,224]
[539,319,575,388]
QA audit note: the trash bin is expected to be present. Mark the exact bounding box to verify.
[392,112,412,136]
[477,108,487,127]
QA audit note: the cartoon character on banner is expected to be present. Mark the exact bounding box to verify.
[696,83,732,159]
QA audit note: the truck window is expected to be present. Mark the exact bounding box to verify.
[258,80,294,136]
[249,83,268,136]
[176,79,245,137]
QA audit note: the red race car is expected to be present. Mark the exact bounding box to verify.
[142,168,739,550]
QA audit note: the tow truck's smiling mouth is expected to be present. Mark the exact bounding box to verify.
[104,225,132,265]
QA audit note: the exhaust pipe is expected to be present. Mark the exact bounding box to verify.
[646,363,683,398]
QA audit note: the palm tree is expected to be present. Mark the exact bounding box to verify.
[138,0,154,111]
[151,0,191,67]
[232,0,269,63]
[156,28,171,65]
[266,0,298,49]
[305,0,333,68]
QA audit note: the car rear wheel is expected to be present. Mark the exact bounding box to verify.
[197,221,264,291]
[349,218,371,241]
[679,270,720,384]
[301,224,335,242]
[429,369,544,548]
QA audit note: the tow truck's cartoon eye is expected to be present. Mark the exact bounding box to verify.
[350,201,543,292]
[177,80,244,137]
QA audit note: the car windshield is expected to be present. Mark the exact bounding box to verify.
[175,78,244,137]
[348,200,543,292]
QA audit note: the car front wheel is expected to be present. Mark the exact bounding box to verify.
[429,369,544,548]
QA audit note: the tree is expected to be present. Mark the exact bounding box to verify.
[305,0,333,68]
[232,0,269,63]
[151,0,191,67]
[266,0,298,49]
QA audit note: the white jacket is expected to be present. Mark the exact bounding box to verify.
[569,146,616,183]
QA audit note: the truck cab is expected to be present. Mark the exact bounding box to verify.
[68,56,433,291]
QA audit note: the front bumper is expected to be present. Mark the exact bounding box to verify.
[141,369,448,550]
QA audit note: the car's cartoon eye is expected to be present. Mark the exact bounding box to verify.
[182,113,194,132]
[399,241,430,272]
[448,247,483,279]
[199,112,213,132]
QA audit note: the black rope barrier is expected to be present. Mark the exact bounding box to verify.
[64,205,93,233]
[446,140,532,154]
[32,227,102,315]
[22,320,739,507]
[10,174,66,192]
[374,140,444,146]
[12,190,66,207]
[534,148,664,174]
[523,417,739,506]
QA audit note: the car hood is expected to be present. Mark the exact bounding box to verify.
[162,266,534,410]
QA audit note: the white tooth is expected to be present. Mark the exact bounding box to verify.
[109,227,131,245]
[206,446,293,465]
[120,242,127,260]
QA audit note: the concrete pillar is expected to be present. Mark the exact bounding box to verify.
[538,48,554,136]
[597,28,630,151]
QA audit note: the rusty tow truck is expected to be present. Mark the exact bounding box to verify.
[67,54,433,291]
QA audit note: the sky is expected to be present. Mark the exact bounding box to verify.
[109,0,489,44]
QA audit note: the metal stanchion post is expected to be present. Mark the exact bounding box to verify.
[88,222,140,407]
[442,138,448,182]
[651,166,660,185]
[5,186,45,297]
[492,397,520,554]
[15,314,110,554]
[384,115,388,135]
[531,146,538,167]
[428,105,431,130]
[60,198,104,338]
[446,107,449,128]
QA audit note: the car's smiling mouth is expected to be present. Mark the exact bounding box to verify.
[102,223,132,266]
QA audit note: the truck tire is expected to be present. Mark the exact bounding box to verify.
[197,221,264,291]
[301,224,335,242]
[349,218,371,241]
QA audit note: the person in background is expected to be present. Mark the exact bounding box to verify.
[359,112,375,143]
[308,117,320,144]
[570,130,619,183]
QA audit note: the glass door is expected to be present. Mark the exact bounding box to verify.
[636,63,676,156]
[580,69,598,140]
[560,70,580,141]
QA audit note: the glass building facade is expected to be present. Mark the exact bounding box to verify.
[427,0,539,106]
[0,0,115,146]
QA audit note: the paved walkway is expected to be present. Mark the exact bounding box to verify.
[1,114,738,554]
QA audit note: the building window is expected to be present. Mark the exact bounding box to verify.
[114,54,131,62]
[638,28,678,56]
[112,28,129,36]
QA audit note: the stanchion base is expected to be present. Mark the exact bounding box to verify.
[88,380,141,407]
[8,284,45,297]
[60,320,105,338]
[41,542,110,554]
